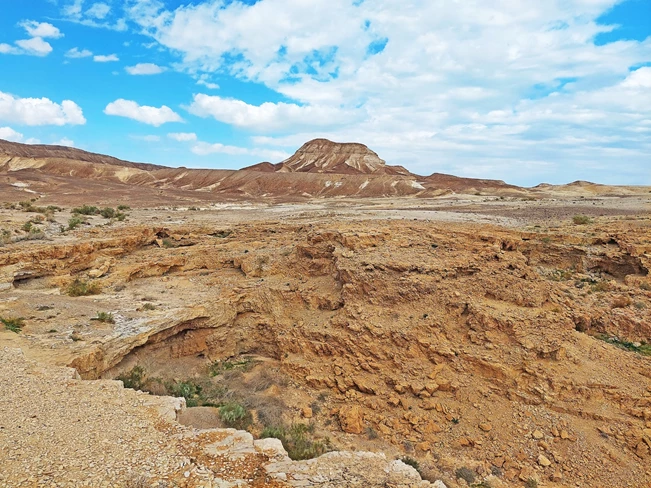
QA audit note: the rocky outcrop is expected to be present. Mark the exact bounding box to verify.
[0,347,439,487]
[277,138,401,175]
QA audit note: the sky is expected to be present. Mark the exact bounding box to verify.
[0,0,650,186]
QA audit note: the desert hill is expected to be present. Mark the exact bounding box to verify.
[0,138,522,203]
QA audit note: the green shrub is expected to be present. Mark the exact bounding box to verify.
[1,316,25,333]
[572,215,592,225]
[525,479,538,488]
[401,456,420,471]
[209,357,254,376]
[261,423,328,460]
[72,205,99,215]
[597,335,651,356]
[91,312,114,323]
[117,366,146,390]
[117,205,130,211]
[22,221,33,232]
[100,207,116,219]
[142,303,156,311]
[66,278,101,297]
[167,380,203,407]
[219,402,253,430]
[67,216,85,231]
[115,212,127,221]
[455,467,476,484]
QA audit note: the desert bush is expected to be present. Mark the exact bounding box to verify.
[142,303,156,311]
[455,467,476,484]
[72,205,99,215]
[525,479,538,488]
[572,215,592,225]
[67,216,85,231]
[209,357,254,377]
[167,380,203,407]
[115,212,127,221]
[100,207,116,219]
[219,402,252,430]
[21,221,33,232]
[1,316,25,333]
[117,205,130,211]
[598,335,651,356]
[91,312,115,323]
[66,278,101,297]
[261,423,328,460]
[117,366,146,390]
[401,456,420,472]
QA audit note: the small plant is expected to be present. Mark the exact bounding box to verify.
[209,357,254,376]
[117,205,130,211]
[597,335,651,356]
[365,426,378,439]
[401,456,420,471]
[455,467,476,484]
[219,402,253,430]
[115,212,127,221]
[641,282,651,291]
[21,221,33,232]
[167,380,203,407]
[117,366,146,390]
[72,205,99,215]
[592,281,612,293]
[161,238,175,248]
[525,479,538,488]
[67,216,85,231]
[572,215,592,225]
[261,424,329,460]
[142,303,156,311]
[1,316,25,333]
[100,207,116,219]
[66,278,101,297]
[91,312,115,323]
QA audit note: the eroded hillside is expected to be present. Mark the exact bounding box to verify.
[1,200,650,488]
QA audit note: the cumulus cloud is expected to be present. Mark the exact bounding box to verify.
[167,132,197,142]
[94,54,119,62]
[191,140,290,160]
[66,47,93,58]
[104,99,182,126]
[52,137,75,147]
[19,21,63,39]
[0,91,86,126]
[86,2,111,19]
[188,94,357,132]
[0,127,24,142]
[125,63,166,75]
[1,21,63,57]
[15,37,53,56]
[62,0,127,31]
[127,0,651,184]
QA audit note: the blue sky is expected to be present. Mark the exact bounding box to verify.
[0,0,650,186]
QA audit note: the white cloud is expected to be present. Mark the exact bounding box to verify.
[0,127,24,142]
[130,134,161,142]
[62,0,127,31]
[0,44,19,55]
[167,132,197,142]
[86,2,111,19]
[125,63,166,75]
[15,37,53,56]
[65,47,93,58]
[53,137,75,147]
[191,140,290,160]
[94,54,119,62]
[19,21,63,39]
[0,91,86,126]
[127,0,651,184]
[104,99,182,126]
[197,75,219,90]
[188,94,357,132]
